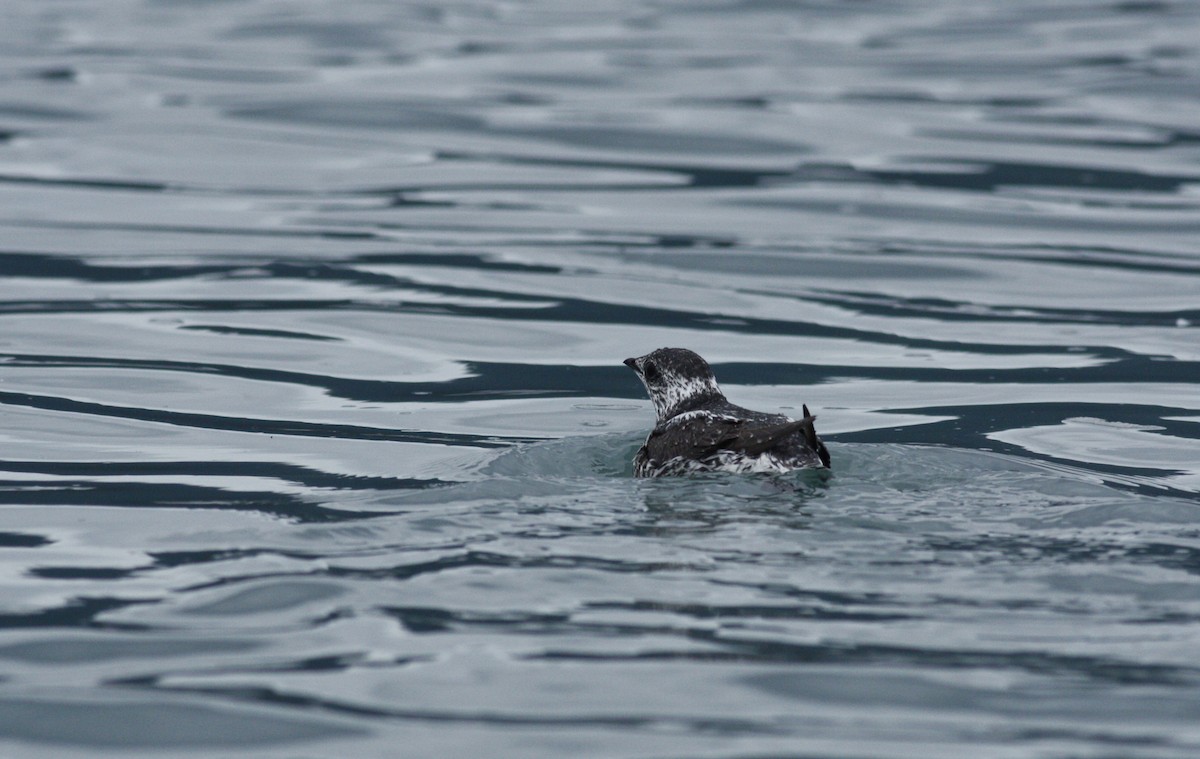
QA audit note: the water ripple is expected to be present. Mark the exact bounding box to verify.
[2,0,1200,756]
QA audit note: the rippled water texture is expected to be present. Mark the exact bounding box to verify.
[2,1,1199,757]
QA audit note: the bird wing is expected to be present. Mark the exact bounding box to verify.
[642,412,742,464]
[641,408,827,471]
[725,416,815,457]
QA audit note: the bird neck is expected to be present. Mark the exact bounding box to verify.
[654,377,724,422]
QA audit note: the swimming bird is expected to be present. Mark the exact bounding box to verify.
[624,347,830,477]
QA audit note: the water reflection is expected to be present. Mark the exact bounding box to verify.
[1,0,1199,757]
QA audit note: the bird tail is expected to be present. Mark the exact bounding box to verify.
[800,405,820,448]
[803,404,831,468]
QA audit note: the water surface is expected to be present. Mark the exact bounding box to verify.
[1,1,1199,757]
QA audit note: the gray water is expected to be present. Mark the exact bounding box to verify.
[2,1,1200,757]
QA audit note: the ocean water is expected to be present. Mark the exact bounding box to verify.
[1,1,1199,757]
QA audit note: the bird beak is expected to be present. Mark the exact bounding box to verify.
[623,357,638,371]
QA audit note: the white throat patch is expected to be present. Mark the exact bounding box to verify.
[650,376,720,422]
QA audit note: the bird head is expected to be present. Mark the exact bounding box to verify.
[623,347,724,422]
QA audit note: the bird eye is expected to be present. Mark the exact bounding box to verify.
[642,361,660,381]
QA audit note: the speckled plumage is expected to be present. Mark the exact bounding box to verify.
[624,348,830,478]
